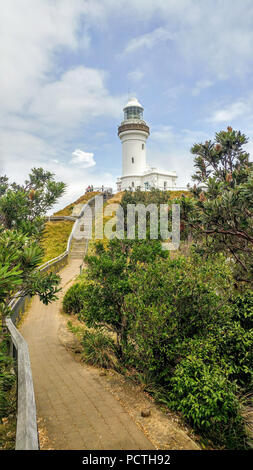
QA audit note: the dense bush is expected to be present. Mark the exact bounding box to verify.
[63,283,85,314]
[121,189,191,241]
[226,291,253,387]
[121,188,189,208]
[124,253,233,380]
[0,344,16,420]
[122,256,252,448]
[230,290,253,331]
[168,356,246,449]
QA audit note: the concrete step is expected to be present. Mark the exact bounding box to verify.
[71,245,86,250]
[71,243,86,250]
[69,253,84,259]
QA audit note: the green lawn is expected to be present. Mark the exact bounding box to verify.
[41,220,73,263]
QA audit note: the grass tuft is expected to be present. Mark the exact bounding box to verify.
[81,330,119,370]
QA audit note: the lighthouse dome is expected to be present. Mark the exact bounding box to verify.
[123,97,144,111]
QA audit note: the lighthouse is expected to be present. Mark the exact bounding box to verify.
[116,97,177,191]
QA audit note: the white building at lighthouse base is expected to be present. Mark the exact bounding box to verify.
[117,166,177,192]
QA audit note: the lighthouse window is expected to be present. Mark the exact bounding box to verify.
[132,157,134,163]
[142,144,144,150]
[124,107,143,120]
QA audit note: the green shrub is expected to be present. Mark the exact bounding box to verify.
[63,283,85,314]
[214,321,253,388]
[225,291,253,387]
[123,253,233,381]
[81,330,119,369]
[168,356,247,449]
[230,290,253,331]
[0,348,16,419]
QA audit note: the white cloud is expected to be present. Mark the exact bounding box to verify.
[0,130,58,165]
[180,129,210,145]
[124,27,174,54]
[163,85,185,100]
[208,100,249,123]
[192,80,214,96]
[1,134,115,214]
[127,70,144,82]
[148,125,210,187]
[0,2,125,200]
[71,149,96,168]
[151,126,175,143]
[93,0,253,79]
[28,66,123,132]
[0,1,124,140]
[0,0,89,117]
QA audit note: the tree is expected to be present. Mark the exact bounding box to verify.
[0,168,65,332]
[180,127,253,284]
[68,238,167,355]
[191,127,252,184]
[0,228,61,333]
[0,167,66,237]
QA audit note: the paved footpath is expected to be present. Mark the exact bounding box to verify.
[20,259,154,450]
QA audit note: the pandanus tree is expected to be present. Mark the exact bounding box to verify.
[180,127,253,284]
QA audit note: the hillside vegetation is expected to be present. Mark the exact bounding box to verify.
[63,128,253,450]
[41,191,100,263]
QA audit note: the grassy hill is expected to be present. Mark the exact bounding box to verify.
[41,189,190,263]
[41,191,100,263]
[54,191,100,216]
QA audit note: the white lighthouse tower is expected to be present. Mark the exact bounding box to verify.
[117,97,177,191]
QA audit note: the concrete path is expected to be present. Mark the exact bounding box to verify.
[20,260,154,450]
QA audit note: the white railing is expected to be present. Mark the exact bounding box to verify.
[88,186,113,193]
[45,215,76,222]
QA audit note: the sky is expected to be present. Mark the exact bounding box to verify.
[1,0,253,212]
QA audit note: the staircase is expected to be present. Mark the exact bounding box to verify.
[69,238,88,259]
[69,196,96,260]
